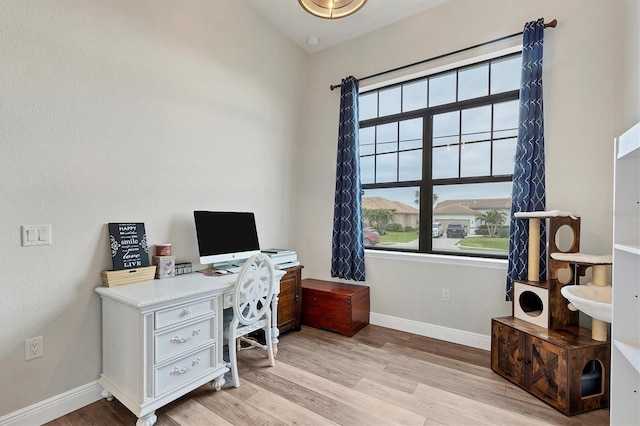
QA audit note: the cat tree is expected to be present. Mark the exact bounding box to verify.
[491,210,611,416]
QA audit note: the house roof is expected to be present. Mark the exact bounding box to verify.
[434,204,479,215]
[433,198,510,215]
[362,197,419,214]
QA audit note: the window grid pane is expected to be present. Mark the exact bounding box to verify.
[379,87,401,117]
[399,149,422,181]
[428,71,457,107]
[490,55,521,94]
[376,123,398,155]
[402,80,428,112]
[376,153,398,183]
[458,63,489,101]
[358,52,520,258]
[359,92,378,120]
[363,187,420,250]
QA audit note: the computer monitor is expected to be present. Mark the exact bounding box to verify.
[193,211,260,268]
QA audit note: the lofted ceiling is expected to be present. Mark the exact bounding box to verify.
[244,0,449,54]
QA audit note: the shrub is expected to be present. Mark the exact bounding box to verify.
[386,223,403,232]
[476,225,510,238]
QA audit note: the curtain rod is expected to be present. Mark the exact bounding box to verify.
[329,18,557,91]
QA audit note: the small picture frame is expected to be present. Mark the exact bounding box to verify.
[108,223,150,270]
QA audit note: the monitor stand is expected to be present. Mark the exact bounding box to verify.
[213,261,245,273]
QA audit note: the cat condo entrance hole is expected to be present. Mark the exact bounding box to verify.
[555,224,577,253]
[519,291,544,317]
[581,359,604,397]
[513,282,549,328]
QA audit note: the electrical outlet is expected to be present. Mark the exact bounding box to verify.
[25,336,43,360]
[441,288,451,302]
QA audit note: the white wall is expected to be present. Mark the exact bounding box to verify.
[617,0,640,127]
[1,0,638,419]
[0,0,305,417]
[296,0,637,338]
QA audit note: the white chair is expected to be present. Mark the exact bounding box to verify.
[222,253,276,387]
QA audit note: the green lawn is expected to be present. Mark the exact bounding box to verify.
[377,231,509,251]
[459,237,509,251]
[379,231,418,245]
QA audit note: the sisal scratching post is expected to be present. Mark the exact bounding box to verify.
[591,319,608,341]
[591,264,609,341]
[528,218,541,281]
[592,264,607,287]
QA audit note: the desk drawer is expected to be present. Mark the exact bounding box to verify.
[155,298,215,329]
[155,315,215,363]
[155,345,215,396]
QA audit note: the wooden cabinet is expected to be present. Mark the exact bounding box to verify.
[276,265,303,334]
[611,122,640,425]
[492,317,609,416]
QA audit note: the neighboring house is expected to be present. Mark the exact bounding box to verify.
[433,198,511,235]
[362,197,419,229]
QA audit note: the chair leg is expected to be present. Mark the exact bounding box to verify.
[264,324,275,367]
[228,336,240,387]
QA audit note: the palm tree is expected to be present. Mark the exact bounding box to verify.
[414,191,438,206]
[478,209,507,238]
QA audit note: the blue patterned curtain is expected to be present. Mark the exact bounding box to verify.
[506,19,547,301]
[331,76,365,281]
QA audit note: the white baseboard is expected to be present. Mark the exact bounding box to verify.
[0,381,103,426]
[370,312,491,351]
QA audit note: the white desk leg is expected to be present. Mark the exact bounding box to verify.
[136,412,157,426]
[211,374,225,391]
[271,293,280,356]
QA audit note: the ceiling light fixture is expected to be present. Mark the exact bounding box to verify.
[298,0,367,19]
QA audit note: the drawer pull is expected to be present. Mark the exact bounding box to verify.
[181,307,191,317]
[170,367,186,375]
[169,357,201,376]
[169,329,200,344]
[170,335,191,344]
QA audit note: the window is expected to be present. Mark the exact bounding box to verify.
[359,53,520,258]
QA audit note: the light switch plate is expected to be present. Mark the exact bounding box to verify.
[21,225,52,246]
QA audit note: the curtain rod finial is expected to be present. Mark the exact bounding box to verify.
[330,84,340,91]
[545,18,557,28]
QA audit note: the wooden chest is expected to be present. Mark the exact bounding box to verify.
[301,279,370,337]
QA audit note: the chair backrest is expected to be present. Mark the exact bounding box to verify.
[232,253,275,326]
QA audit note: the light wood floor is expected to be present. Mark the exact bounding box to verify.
[47,325,609,425]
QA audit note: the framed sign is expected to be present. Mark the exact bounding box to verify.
[108,223,150,270]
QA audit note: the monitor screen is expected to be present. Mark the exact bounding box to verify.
[193,211,260,266]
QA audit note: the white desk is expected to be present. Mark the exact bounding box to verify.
[95,270,284,426]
